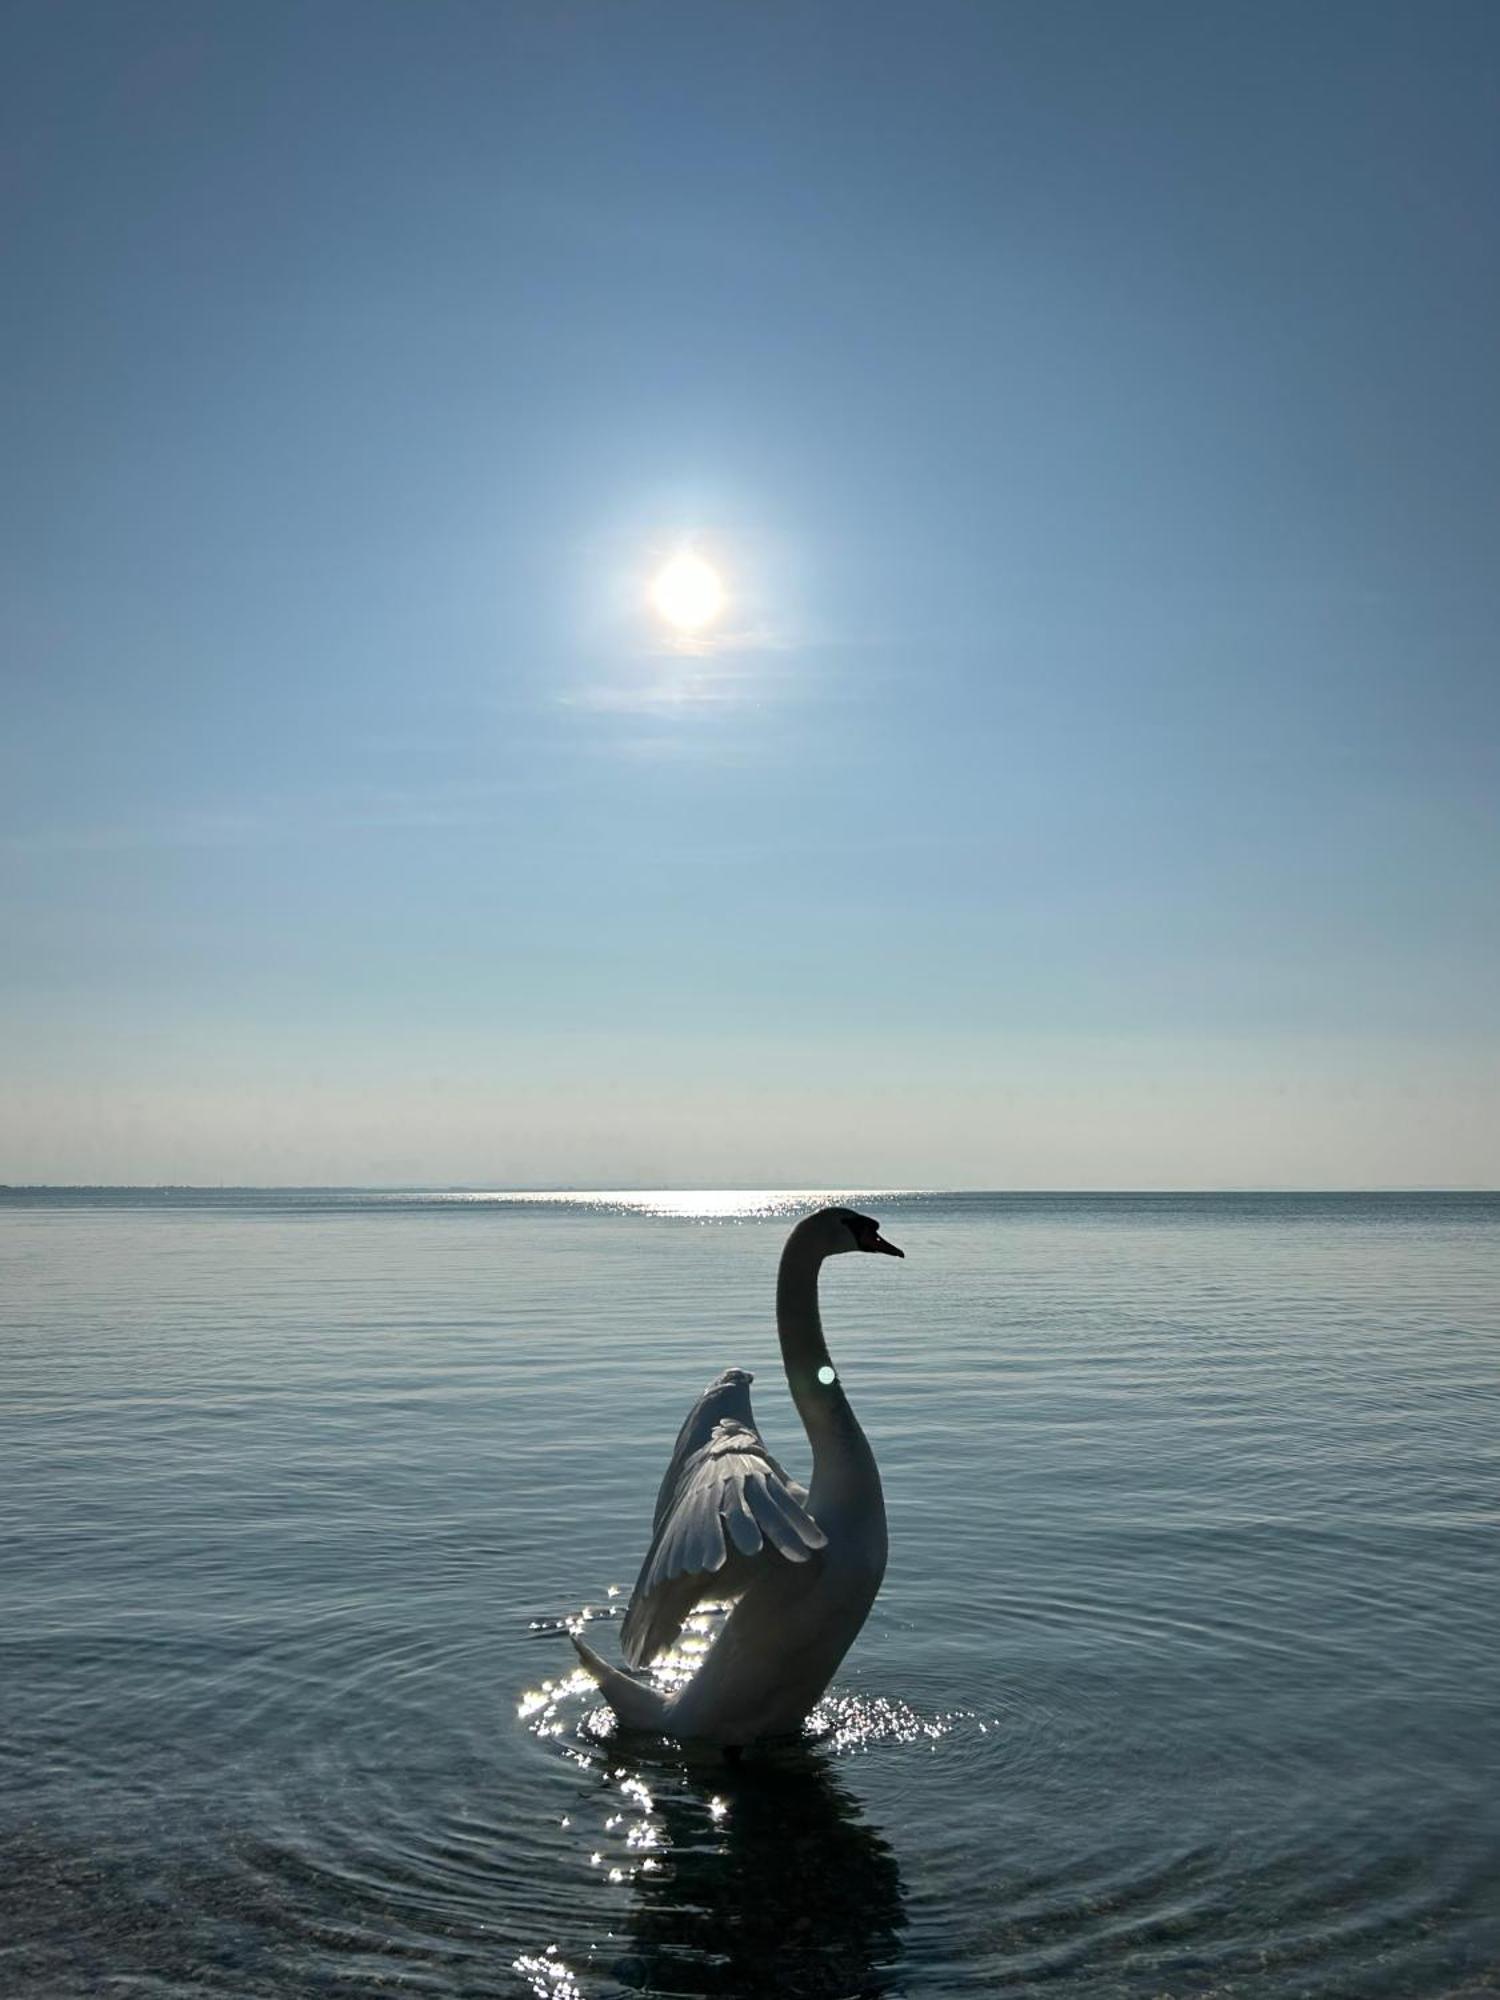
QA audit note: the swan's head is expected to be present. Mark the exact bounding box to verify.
[820,1206,904,1259]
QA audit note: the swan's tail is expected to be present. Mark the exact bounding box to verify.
[569,1633,673,1735]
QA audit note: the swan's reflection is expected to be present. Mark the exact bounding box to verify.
[609,1746,906,1999]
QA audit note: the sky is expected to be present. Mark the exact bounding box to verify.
[3,0,1497,1188]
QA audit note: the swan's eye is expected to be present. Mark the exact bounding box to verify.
[817,1365,837,1387]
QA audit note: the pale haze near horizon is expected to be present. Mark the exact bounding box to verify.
[3,1,1497,1190]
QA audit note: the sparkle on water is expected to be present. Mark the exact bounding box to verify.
[428,1187,903,1218]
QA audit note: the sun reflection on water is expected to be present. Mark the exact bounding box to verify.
[433,1188,909,1219]
[513,1943,586,1999]
[808,1689,971,1753]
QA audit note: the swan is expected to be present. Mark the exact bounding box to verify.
[570,1205,904,1747]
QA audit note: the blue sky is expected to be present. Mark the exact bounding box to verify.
[4,0,1497,1186]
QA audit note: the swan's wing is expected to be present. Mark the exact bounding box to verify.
[649,1367,759,1532]
[620,1419,827,1668]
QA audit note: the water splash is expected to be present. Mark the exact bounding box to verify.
[807,1690,972,1754]
[513,1942,587,1998]
[520,1595,976,1760]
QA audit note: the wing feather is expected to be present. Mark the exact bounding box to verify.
[649,1368,758,1532]
[724,1498,765,1558]
[746,1470,822,1562]
[620,1392,826,1669]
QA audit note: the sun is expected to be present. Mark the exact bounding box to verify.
[650,551,725,633]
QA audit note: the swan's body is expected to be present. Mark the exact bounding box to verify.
[571,1206,902,1747]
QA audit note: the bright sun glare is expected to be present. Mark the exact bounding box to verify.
[651,551,725,633]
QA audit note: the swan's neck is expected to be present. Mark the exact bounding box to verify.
[776,1236,882,1516]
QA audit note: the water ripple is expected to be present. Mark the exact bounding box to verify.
[3,1190,1499,1996]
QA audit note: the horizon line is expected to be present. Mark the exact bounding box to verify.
[2,1183,1496,1197]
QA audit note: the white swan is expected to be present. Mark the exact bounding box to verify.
[571,1205,904,1747]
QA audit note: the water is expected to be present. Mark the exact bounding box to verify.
[2,1188,1498,1999]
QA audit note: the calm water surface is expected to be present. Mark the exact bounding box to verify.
[2,1188,1498,1998]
